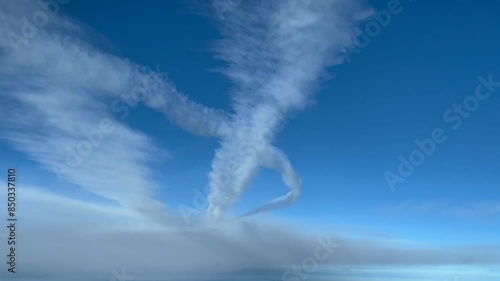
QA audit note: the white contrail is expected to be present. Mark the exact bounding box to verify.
[131,67,231,138]
[205,0,371,220]
[239,146,302,218]
[0,0,370,223]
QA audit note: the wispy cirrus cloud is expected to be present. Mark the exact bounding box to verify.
[0,0,227,225]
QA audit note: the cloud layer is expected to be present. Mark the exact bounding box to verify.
[3,186,498,280]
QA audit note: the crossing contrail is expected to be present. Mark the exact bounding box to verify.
[0,0,370,223]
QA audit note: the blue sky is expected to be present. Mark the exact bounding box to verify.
[0,0,499,280]
[56,0,500,241]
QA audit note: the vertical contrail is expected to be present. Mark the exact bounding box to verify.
[205,0,371,221]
